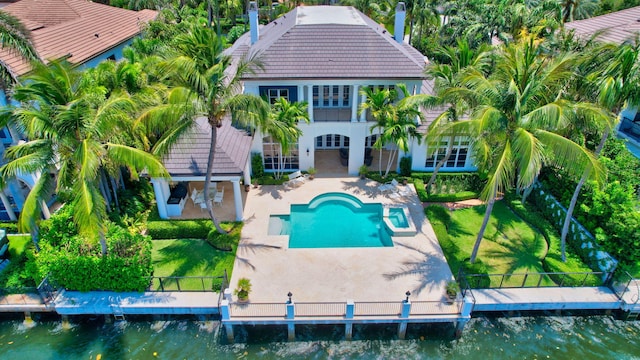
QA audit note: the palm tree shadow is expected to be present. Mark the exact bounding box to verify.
[483,234,547,277]
[153,240,219,277]
[235,241,282,271]
[383,242,452,296]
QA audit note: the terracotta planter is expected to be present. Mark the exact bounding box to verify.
[245,184,251,192]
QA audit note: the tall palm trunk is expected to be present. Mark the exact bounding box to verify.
[470,196,496,263]
[204,121,226,234]
[378,147,383,175]
[426,135,455,193]
[384,148,397,177]
[560,128,609,261]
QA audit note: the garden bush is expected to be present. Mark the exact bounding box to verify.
[505,196,601,286]
[399,156,412,177]
[29,218,153,292]
[537,137,640,272]
[251,152,264,178]
[206,229,236,251]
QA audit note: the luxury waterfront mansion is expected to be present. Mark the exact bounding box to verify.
[150,3,476,220]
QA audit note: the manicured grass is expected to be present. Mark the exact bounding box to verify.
[150,223,241,291]
[7,234,31,258]
[430,201,556,287]
[151,239,235,291]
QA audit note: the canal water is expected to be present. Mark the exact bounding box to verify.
[0,315,638,359]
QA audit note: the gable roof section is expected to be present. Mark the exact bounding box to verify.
[162,117,253,177]
[232,6,426,80]
[565,6,640,44]
[0,0,157,76]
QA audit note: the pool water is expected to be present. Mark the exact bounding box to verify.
[388,208,409,228]
[272,193,393,248]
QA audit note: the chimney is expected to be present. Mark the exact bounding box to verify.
[249,2,259,45]
[394,2,406,44]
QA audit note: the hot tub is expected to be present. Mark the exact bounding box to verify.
[383,206,417,236]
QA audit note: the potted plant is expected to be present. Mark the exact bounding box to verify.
[307,167,317,180]
[235,278,252,302]
[252,179,259,188]
[358,164,369,180]
[445,280,460,304]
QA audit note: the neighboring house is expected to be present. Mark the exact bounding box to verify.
[565,6,640,158]
[0,0,157,220]
[229,3,475,177]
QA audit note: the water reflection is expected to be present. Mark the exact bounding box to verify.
[0,315,637,359]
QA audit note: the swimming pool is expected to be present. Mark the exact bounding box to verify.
[269,193,393,248]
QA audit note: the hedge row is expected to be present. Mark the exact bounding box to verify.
[0,222,19,233]
[146,219,213,239]
[424,191,478,203]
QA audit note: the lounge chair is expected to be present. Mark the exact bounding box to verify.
[213,187,224,206]
[285,170,306,187]
[378,178,399,193]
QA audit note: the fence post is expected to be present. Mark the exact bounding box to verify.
[220,300,234,343]
[159,278,164,292]
[176,277,181,292]
[345,300,354,341]
[398,299,411,340]
[455,296,475,338]
[224,288,233,303]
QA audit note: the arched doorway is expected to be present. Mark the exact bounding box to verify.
[314,134,349,176]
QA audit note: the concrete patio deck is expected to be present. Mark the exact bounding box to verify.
[230,177,454,304]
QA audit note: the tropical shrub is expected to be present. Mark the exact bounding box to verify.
[399,156,412,177]
[30,218,153,292]
[251,152,264,178]
[207,229,236,251]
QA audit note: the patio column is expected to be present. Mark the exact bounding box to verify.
[243,161,251,187]
[151,178,169,219]
[351,85,359,122]
[0,191,16,220]
[359,87,367,122]
[307,85,314,122]
[231,179,243,221]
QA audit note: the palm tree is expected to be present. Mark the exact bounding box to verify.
[405,39,490,192]
[360,84,422,177]
[0,11,40,90]
[0,60,168,254]
[557,42,640,261]
[259,97,308,180]
[360,86,397,175]
[441,35,606,263]
[161,24,269,234]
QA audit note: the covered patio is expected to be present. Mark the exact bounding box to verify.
[151,117,253,221]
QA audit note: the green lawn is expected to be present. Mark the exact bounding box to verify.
[430,201,557,287]
[151,235,237,292]
[7,234,31,258]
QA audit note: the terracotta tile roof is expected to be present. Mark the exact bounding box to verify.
[0,0,157,76]
[231,6,427,80]
[162,117,253,177]
[565,6,640,44]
